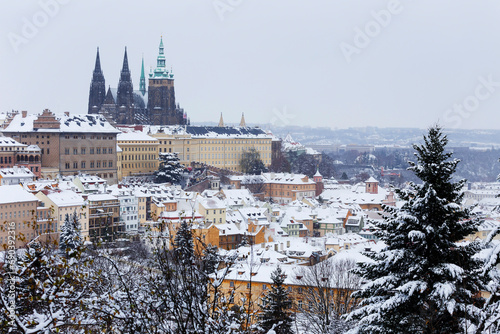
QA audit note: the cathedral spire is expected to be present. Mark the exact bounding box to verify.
[239,112,246,127]
[139,55,146,96]
[121,47,130,74]
[88,47,106,114]
[218,113,224,127]
[117,47,134,107]
[94,47,102,74]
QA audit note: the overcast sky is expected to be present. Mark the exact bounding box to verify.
[1,1,500,130]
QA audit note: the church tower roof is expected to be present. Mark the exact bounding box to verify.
[116,47,134,107]
[103,86,115,105]
[239,113,246,127]
[88,47,106,114]
[94,47,103,74]
[218,113,224,127]
[121,47,130,77]
[151,36,170,79]
[139,55,146,96]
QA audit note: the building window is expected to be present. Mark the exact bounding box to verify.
[103,148,107,154]
[73,148,78,155]
[96,148,101,154]
[96,161,101,168]
[65,148,69,155]
[81,161,86,168]
[90,161,94,168]
[81,148,86,154]
[73,162,78,169]
[109,161,113,167]
[109,148,113,154]
[90,148,94,154]
[65,162,70,169]
[103,161,107,168]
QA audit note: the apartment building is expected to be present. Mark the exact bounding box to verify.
[87,194,122,242]
[2,110,120,184]
[0,185,43,248]
[146,123,273,172]
[0,136,41,178]
[35,189,89,241]
[117,132,159,180]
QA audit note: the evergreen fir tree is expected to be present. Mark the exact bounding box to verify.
[59,211,82,255]
[174,220,194,264]
[347,126,483,333]
[258,266,294,334]
[154,152,186,184]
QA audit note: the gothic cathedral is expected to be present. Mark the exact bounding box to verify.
[88,37,188,126]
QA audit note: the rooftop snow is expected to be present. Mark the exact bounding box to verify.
[117,132,159,142]
[2,113,120,134]
[0,185,39,204]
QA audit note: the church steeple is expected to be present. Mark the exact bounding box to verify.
[218,113,224,127]
[239,113,246,127]
[88,47,106,114]
[139,55,146,96]
[116,47,134,107]
[151,36,170,79]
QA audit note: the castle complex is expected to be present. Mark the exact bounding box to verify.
[88,38,188,126]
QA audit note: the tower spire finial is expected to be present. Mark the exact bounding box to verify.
[218,113,224,127]
[139,55,146,96]
[239,112,246,127]
[94,47,102,73]
[122,47,129,72]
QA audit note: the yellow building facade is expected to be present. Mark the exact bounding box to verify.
[149,124,272,172]
[117,132,159,181]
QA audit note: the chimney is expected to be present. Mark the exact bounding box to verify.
[22,110,27,118]
[64,111,69,117]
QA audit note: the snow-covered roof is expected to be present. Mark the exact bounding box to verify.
[117,131,159,142]
[198,196,225,209]
[0,185,39,204]
[365,177,379,183]
[261,172,315,185]
[43,190,84,207]
[0,166,34,178]
[87,194,117,201]
[144,125,272,139]
[3,113,120,134]
[0,136,25,147]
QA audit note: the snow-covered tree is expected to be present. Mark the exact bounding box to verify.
[475,164,500,333]
[295,258,361,334]
[476,225,500,333]
[59,211,82,255]
[0,241,92,333]
[347,126,483,333]
[174,220,194,264]
[240,148,267,175]
[258,266,294,334]
[154,152,185,184]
